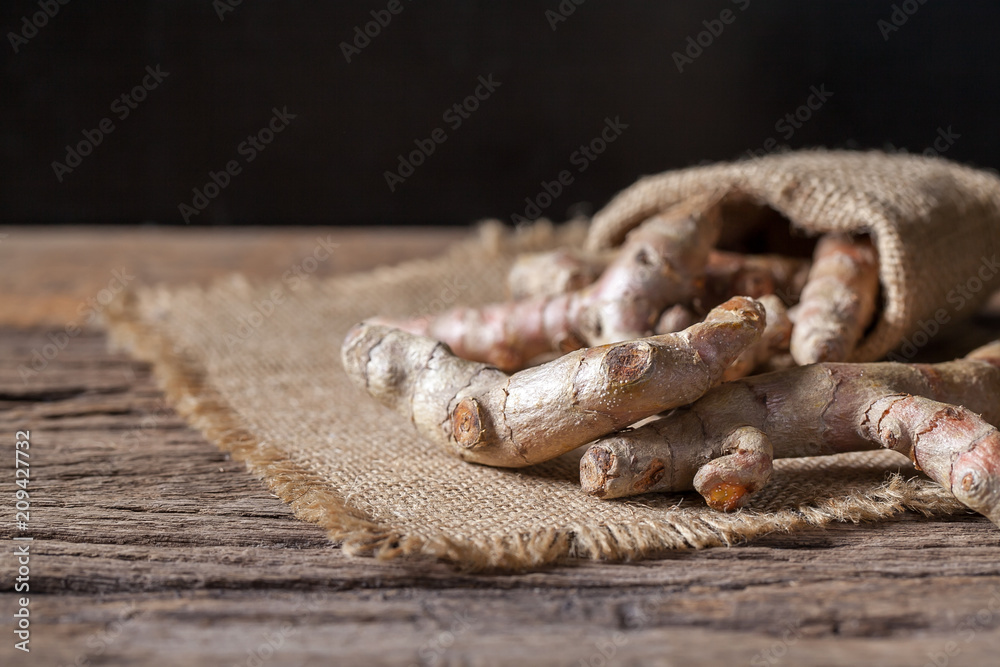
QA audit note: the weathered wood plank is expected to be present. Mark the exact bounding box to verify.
[3,328,1000,663]
[8,589,1000,666]
[0,226,463,328]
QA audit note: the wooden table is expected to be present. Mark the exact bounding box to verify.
[2,227,1000,666]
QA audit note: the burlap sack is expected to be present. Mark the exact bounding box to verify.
[588,150,1000,361]
[107,205,977,571]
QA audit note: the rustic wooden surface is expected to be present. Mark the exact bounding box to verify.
[2,226,1000,667]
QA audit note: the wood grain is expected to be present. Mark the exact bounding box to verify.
[2,228,1000,666]
[0,226,462,328]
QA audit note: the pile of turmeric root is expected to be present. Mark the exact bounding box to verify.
[342,198,1000,528]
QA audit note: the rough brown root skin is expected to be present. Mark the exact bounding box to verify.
[692,427,773,511]
[373,198,722,371]
[506,249,612,300]
[368,295,577,372]
[790,234,879,364]
[952,433,1000,527]
[965,339,1000,367]
[722,295,791,381]
[570,197,723,345]
[581,340,1000,526]
[864,395,1000,526]
[654,304,700,334]
[510,248,811,309]
[344,297,765,468]
[699,251,812,311]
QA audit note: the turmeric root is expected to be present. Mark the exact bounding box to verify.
[721,295,792,381]
[509,247,810,310]
[507,248,612,300]
[660,296,791,380]
[697,251,811,311]
[790,234,879,364]
[580,340,1000,527]
[369,198,722,371]
[502,245,806,365]
[342,297,766,467]
[655,304,700,334]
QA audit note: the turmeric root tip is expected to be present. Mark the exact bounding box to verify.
[790,234,879,364]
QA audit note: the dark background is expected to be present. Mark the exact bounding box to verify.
[3,1,999,226]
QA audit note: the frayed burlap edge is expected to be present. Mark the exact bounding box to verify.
[104,225,966,571]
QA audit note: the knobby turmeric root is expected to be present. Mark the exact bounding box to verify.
[506,248,613,300]
[655,304,700,335]
[790,234,879,364]
[506,245,807,378]
[342,297,765,467]
[580,340,1000,527]
[722,295,792,381]
[368,197,723,371]
[697,251,811,311]
[509,248,811,311]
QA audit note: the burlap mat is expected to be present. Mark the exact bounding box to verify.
[106,218,970,570]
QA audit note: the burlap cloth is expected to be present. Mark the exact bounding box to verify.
[588,150,1000,361]
[106,150,1000,570]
